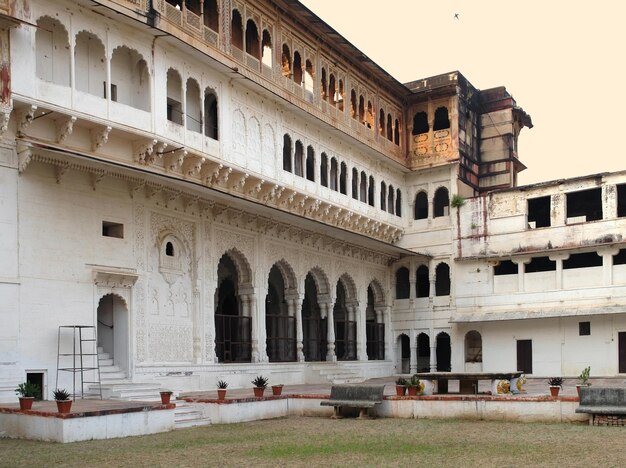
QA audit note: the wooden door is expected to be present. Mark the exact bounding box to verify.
[517,339,533,374]
[619,332,626,374]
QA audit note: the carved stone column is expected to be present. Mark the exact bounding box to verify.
[248,294,260,363]
[192,283,202,364]
[290,295,305,362]
[324,302,336,362]
[355,304,367,361]
[409,331,418,373]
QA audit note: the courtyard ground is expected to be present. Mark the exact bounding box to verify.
[1,416,624,467]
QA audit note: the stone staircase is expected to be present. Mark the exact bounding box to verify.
[311,362,364,384]
[86,348,162,401]
[173,401,212,429]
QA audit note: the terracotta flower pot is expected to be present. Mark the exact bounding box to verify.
[549,386,560,397]
[217,389,227,400]
[407,386,418,396]
[160,392,172,404]
[395,385,406,396]
[56,400,72,414]
[271,385,283,396]
[253,387,265,398]
[19,397,34,411]
[576,384,588,397]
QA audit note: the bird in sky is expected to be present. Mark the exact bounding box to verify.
[454,13,460,19]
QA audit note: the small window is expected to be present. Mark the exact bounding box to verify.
[563,252,602,269]
[165,241,175,257]
[566,188,602,222]
[494,260,517,275]
[395,267,410,299]
[102,221,124,239]
[579,321,591,336]
[527,196,551,228]
[618,184,626,218]
[26,372,44,400]
[525,256,556,273]
[433,107,450,131]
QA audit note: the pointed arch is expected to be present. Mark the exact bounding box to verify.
[36,16,70,86]
[219,248,252,287]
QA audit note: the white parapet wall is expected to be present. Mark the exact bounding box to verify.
[0,409,175,443]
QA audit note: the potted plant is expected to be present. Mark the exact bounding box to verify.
[15,382,40,410]
[395,377,407,396]
[251,375,268,397]
[548,377,563,397]
[406,374,421,396]
[217,380,228,400]
[159,390,173,404]
[576,366,591,397]
[53,388,72,413]
[271,383,284,396]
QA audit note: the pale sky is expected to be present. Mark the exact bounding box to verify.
[300,0,626,185]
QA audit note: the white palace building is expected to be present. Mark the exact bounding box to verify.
[1,0,625,401]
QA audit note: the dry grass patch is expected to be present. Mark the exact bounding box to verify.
[1,417,624,467]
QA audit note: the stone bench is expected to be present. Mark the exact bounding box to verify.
[320,384,385,419]
[576,387,626,425]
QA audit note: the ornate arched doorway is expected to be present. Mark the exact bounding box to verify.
[265,264,296,362]
[417,332,431,372]
[97,293,129,376]
[436,331,451,371]
[334,279,357,361]
[214,253,251,362]
[302,272,327,361]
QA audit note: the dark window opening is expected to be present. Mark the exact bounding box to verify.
[167,98,182,125]
[563,252,602,269]
[433,107,450,131]
[185,0,200,15]
[320,153,328,187]
[351,168,358,199]
[203,0,219,31]
[434,187,449,217]
[494,260,517,275]
[579,321,591,336]
[330,158,338,191]
[435,263,450,296]
[566,188,602,222]
[395,267,410,299]
[613,249,626,266]
[282,134,292,172]
[294,140,304,177]
[281,44,291,77]
[414,191,428,219]
[165,242,174,257]
[525,256,556,273]
[359,171,367,203]
[102,221,124,239]
[368,176,374,206]
[245,19,260,59]
[527,196,551,228]
[396,189,402,217]
[306,145,315,182]
[358,95,365,124]
[204,90,218,140]
[26,372,44,400]
[230,9,243,50]
[379,109,385,136]
[380,182,387,211]
[350,89,357,119]
[339,162,347,195]
[386,114,393,141]
[394,118,400,145]
[412,111,429,135]
[416,265,430,298]
[617,184,626,218]
[388,185,395,215]
[292,51,302,85]
[320,68,327,101]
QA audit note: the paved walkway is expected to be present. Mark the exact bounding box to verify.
[180,376,626,400]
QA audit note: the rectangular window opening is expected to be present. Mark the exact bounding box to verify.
[527,196,551,228]
[494,260,517,276]
[579,321,591,336]
[563,252,602,269]
[26,372,44,400]
[525,256,556,273]
[110,83,117,102]
[167,98,183,125]
[617,184,626,218]
[613,249,626,266]
[566,188,602,223]
[102,221,124,239]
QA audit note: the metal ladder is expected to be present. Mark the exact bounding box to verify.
[55,325,102,399]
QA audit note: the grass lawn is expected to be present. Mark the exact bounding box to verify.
[1,417,624,467]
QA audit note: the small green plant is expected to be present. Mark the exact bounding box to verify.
[408,374,421,388]
[578,366,591,386]
[251,376,268,388]
[395,377,407,386]
[217,380,228,389]
[450,194,465,208]
[15,382,40,398]
[53,388,71,401]
[547,377,563,388]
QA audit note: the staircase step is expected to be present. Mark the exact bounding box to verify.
[174,403,211,429]
[98,352,110,360]
[99,365,122,373]
[99,358,113,366]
